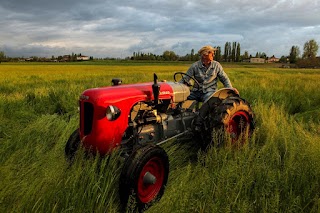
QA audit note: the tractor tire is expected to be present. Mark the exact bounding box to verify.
[201,96,254,147]
[119,145,169,212]
[65,129,81,163]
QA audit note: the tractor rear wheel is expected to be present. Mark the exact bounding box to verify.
[119,145,169,211]
[202,97,254,147]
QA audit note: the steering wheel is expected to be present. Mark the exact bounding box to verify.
[173,72,200,90]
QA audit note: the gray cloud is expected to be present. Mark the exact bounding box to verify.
[1,0,319,58]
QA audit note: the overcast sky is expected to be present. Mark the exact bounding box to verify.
[1,0,319,58]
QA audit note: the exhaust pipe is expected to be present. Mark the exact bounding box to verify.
[152,73,160,105]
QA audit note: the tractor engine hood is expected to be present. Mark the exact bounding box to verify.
[81,81,190,104]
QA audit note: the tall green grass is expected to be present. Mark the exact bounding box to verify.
[0,62,319,212]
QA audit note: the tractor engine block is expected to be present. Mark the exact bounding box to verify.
[122,102,194,146]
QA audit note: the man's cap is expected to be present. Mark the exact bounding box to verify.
[198,45,217,55]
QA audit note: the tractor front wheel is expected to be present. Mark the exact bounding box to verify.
[119,145,169,211]
[65,129,81,162]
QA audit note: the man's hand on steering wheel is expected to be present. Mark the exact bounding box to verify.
[183,79,192,87]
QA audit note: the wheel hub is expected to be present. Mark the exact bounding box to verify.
[143,171,157,185]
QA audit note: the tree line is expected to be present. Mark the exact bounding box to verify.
[130,44,240,62]
[0,52,93,63]
[130,39,319,66]
[0,39,319,67]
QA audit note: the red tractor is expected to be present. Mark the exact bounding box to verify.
[65,72,254,210]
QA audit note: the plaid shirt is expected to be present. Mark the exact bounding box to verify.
[183,60,232,93]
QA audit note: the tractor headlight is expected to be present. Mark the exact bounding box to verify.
[106,105,121,121]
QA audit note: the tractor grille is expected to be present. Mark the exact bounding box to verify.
[81,102,94,135]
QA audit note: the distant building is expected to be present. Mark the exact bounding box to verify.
[250,58,265,63]
[267,56,280,63]
[61,55,71,62]
[77,55,90,61]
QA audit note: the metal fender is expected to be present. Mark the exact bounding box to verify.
[204,88,239,103]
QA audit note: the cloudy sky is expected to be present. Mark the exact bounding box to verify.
[1,0,319,58]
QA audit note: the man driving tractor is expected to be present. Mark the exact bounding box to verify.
[180,45,239,130]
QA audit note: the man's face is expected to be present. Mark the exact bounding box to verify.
[201,51,214,65]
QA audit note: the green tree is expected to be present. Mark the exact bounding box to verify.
[289,46,300,63]
[279,55,288,63]
[243,51,249,60]
[236,43,241,62]
[231,42,236,62]
[162,50,177,61]
[223,42,228,61]
[302,39,319,59]
[190,49,195,61]
[71,52,76,62]
[215,46,222,62]
[0,51,6,62]
[224,42,231,62]
[260,52,267,59]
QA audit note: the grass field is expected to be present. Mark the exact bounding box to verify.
[1,61,320,212]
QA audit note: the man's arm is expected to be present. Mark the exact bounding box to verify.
[216,63,232,88]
